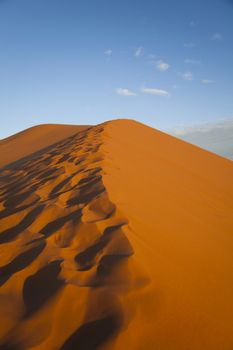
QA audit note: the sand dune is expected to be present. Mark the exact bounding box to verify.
[0,124,89,169]
[0,119,233,349]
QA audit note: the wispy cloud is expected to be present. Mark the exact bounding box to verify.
[201,79,215,84]
[181,71,193,81]
[184,58,201,65]
[135,46,144,57]
[184,42,196,48]
[189,20,199,27]
[172,119,233,136]
[170,119,233,160]
[116,88,137,96]
[156,60,170,71]
[141,87,170,97]
[211,33,223,41]
[104,48,112,56]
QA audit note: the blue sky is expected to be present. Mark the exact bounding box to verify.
[0,0,233,138]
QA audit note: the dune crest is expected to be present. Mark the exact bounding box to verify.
[0,119,233,349]
[0,122,146,350]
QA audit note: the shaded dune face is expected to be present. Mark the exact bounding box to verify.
[0,124,140,349]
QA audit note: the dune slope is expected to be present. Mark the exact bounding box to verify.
[0,124,89,168]
[0,119,233,350]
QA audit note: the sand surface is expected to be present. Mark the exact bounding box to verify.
[0,124,89,168]
[0,119,233,349]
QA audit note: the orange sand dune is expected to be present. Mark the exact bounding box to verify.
[0,124,89,168]
[0,119,233,350]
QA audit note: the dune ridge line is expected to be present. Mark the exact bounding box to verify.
[0,122,145,350]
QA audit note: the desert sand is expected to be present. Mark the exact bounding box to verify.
[0,119,233,350]
[0,124,89,169]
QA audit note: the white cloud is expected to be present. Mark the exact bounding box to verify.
[135,46,144,57]
[201,79,215,84]
[116,88,137,96]
[104,48,112,56]
[181,71,193,81]
[156,60,170,71]
[172,119,233,136]
[184,42,196,48]
[170,119,233,160]
[211,33,223,41]
[172,128,188,136]
[189,20,199,27]
[141,87,170,97]
[184,58,201,65]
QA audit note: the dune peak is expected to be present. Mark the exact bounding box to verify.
[0,120,233,349]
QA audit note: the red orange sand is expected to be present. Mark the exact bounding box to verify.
[0,119,233,349]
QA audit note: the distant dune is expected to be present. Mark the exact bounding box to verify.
[0,124,89,168]
[0,119,233,350]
